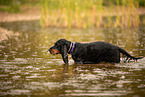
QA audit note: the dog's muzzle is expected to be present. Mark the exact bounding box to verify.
[49,48,60,55]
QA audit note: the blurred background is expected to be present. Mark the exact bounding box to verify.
[0,0,145,27]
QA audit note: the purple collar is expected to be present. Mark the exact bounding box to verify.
[69,42,75,55]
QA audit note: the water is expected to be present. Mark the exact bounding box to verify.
[0,20,145,97]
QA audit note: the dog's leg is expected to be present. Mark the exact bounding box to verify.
[124,57,128,63]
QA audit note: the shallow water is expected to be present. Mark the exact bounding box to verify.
[0,20,145,96]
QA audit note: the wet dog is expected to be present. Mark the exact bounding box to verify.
[49,39,143,64]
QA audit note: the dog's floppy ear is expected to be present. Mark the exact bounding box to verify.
[60,45,68,64]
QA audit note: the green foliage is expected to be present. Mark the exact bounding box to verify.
[0,0,39,13]
[0,5,20,13]
[40,0,141,28]
[139,0,145,7]
[0,0,143,27]
[0,0,20,13]
[0,0,13,5]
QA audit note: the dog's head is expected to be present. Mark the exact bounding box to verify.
[49,39,70,55]
[49,41,61,55]
[49,39,71,64]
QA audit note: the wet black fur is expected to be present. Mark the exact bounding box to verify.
[49,39,143,64]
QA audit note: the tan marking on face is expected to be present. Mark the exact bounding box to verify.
[50,49,60,55]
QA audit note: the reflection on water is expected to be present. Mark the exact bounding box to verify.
[0,20,145,96]
[0,59,145,96]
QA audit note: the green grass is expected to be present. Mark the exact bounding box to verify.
[0,0,142,28]
[40,0,141,28]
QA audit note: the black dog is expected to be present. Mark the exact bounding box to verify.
[49,39,143,64]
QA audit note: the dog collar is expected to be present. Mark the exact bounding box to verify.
[68,42,75,54]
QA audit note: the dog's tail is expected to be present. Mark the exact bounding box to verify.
[118,47,143,62]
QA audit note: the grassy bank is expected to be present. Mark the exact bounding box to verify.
[40,0,142,28]
[0,0,144,28]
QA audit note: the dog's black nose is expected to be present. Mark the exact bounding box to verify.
[48,47,53,51]
[48,48,51,53]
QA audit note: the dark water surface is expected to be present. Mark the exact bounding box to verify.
[0,20,145,96]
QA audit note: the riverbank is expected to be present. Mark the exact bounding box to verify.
[0,5,40,42]
[0,5,145,42]
[0,5,40,22]
[0,6,145,23]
